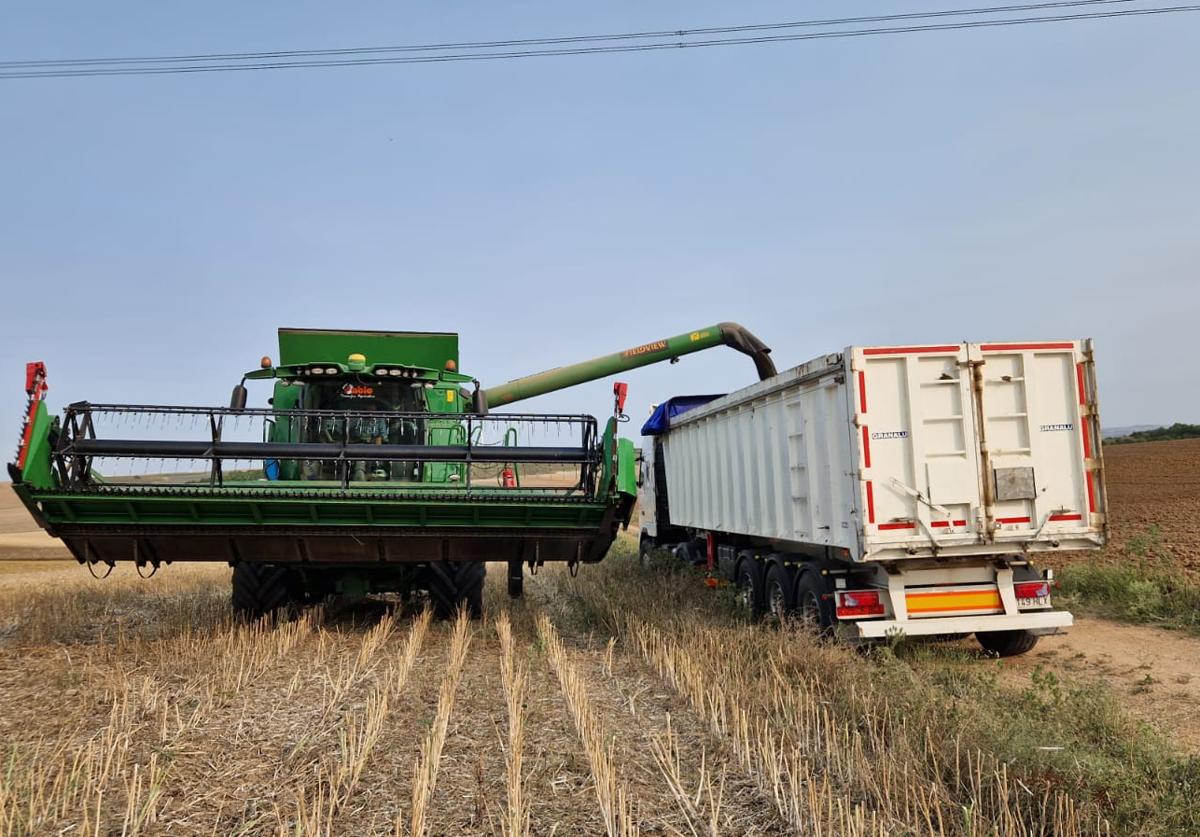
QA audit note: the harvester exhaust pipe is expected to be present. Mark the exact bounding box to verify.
[475,322,776,414]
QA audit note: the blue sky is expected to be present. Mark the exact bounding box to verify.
[1,1,1196,439]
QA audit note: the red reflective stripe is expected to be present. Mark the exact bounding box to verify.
[864,345,960,356]
[996,516,1032,525]
[930,520,968,528]
[1081,421,1092,460]
[878,521,916,531]
[861,426,872,467]
[1086,473,1097,513]
[1075,363,1087,405]
[980,342,1074,352]
[866,481,875,523]
[858,370,868,414]
[1049,513,1082,522]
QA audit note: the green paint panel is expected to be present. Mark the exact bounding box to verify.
[277,328,459,369]
[486,325,727,407]
[616,437,638,499]
[19,403,55,489]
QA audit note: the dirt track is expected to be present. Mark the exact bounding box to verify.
[1005,616,1200,751]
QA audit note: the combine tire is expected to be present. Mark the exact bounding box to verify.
[231,563,295,620]
[765,563,796,621]
[735,558,766,620]
[507,560,524,599]
[427,561,486,619]
[795,571,835,636]
[976,629,1039,657]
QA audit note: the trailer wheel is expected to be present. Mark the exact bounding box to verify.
[639,537,654,568]
[735,558,766,620]
[794,571,835,635]
[507,560,524,599]
[427,561,486,620]
[765,563,796,621]
[976,629,1039,658]
[231,563,295,620]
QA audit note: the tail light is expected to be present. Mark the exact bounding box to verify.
[1014,580,1051,605]
[835,589,886,619]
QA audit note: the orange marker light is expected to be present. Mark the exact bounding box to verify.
[260,356,273,368]
[445,359,457,372]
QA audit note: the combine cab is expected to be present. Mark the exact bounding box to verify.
[9,325,774,618]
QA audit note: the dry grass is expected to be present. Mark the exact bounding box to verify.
[0,539,1193,834]
[494,612,529,837]
[286,608,431,835]
[405,609,472,837]
[535,612,639,837]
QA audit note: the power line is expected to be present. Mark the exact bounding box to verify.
[0,0,1139,69]
[2,4,1196,80]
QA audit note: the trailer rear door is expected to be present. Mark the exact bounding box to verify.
[853,341,1104,560]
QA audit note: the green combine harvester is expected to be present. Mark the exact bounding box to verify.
[9,324,774,618]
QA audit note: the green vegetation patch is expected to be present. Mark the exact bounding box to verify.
[1107,423,1200,444]
[1057,526,1200,635]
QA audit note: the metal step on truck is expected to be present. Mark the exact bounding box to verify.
[639,340,1107,656]
[9,323,776,620]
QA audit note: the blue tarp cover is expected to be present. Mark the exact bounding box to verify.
[640,395,725,436]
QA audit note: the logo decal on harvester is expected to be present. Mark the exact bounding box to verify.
[621,340,668,358]
[871,430,909,440]
[1039,423,1074,432]
[341,384,375,398]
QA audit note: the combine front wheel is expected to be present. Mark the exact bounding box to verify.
[426,561,486,619]
[231,563,296,620]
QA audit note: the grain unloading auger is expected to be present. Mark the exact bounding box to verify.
[9,324,774,618]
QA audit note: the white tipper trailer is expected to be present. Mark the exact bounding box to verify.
[638,340,1107,656]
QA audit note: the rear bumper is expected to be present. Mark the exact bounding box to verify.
[845,609,1073,639]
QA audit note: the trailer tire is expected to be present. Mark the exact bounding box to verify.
[507,560,524,599]
[231,563,295,620]
[794,571,835,635]
[639,537,655,568]
[735,558,766,620]
[976,629,1039,658]
[765,563,796,621]
[427,561,486,620]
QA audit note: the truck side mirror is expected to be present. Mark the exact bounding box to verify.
[230,384,248,411]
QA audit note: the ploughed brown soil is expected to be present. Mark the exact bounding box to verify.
[1058,437,1200,574]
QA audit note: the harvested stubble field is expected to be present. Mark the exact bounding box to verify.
[2,439,1200,836]
[2,544,1197,836]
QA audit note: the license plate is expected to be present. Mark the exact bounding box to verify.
[1018,595,1050,609]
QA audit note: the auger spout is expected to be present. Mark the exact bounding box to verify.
[477,322,775,412]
